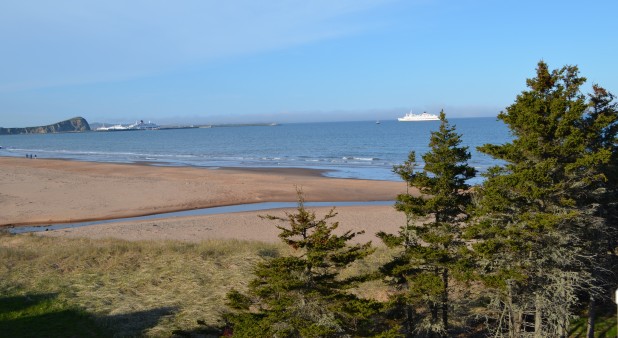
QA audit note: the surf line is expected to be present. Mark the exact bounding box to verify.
[9,200,395,234]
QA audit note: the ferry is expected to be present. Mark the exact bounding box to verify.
[129,120,160,130]
[397,112,440,122]
[96,120,160,131]
[96,124,129,131]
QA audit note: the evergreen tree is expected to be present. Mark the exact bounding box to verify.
[578,84,618,337]
[378,111,476,337]
[465,61,618,337]
[225,190,383,337]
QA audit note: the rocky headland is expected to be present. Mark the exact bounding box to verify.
[0,117,90,135]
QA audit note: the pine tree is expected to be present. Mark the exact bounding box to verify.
[378,111,476,337]
[465,61,618,337]
[225,189,383,337]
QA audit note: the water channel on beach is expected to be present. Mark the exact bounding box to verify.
[9,200,395,234]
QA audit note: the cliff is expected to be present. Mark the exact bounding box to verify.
[0,117,91,135]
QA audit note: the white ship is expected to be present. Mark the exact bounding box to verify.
[96,120,160,131]
[96,123,129,131]
[129,120,160,130]
[397,112,440,122]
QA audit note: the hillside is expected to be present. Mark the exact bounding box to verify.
[0,117,90,135]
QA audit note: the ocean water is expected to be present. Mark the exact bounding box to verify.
[0,118,510,183]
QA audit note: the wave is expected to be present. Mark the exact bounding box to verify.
[342,156,380,161]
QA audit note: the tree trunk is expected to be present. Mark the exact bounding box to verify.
[507,282,516,338]
[506,281,523,338]
[534,293,542,338]
[586,264,598,338]
[405,303,414,338]
[431,302,439,325]
[586,296,595,338]
[514,310,523,338]
[432,268,439,325]
[442,268,449,332]
[557,281,567,338]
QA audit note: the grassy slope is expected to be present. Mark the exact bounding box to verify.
[0,233,281,337]
[2,232,614,337]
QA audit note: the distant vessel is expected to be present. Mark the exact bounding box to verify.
[129,120,160,130]
[397,112,440,122]
[96,124,128,131]
[376,120,380,124]
[96,120,160,131]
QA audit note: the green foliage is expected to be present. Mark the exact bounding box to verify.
[226,289,252,311]
[380,111,476,336]
[225,189,386,337]
[467,61,618,337]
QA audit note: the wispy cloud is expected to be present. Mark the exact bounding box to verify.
[0,0,394,92]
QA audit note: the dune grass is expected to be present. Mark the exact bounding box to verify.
[0,232,285,337]
[0,230,399,336]
[4,231,615,337]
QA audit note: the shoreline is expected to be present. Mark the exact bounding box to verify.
[0,157,410,228]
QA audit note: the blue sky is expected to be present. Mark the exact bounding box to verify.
[1,0,617,127]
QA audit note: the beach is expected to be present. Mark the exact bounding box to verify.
[0,157,411,242]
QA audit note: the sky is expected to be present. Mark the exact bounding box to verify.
[1,0,617,127]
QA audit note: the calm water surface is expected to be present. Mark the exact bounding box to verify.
[0,118,510,183]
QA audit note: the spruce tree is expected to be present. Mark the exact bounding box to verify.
[225,190,382,337]
[577,84,618,337]
[466,61,618,337]
[378,111,476,337]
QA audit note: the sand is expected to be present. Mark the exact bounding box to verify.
[1,157,412,242]
[34,206,407,244]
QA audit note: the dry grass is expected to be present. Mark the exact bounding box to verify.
[0,230,397,337]
[0,232,284,336]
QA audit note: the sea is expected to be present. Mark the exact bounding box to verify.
[0,118,511,185]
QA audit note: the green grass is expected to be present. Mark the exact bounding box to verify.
[570,313,618,338]
[0,232,284,337]
[0,293,108,337]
